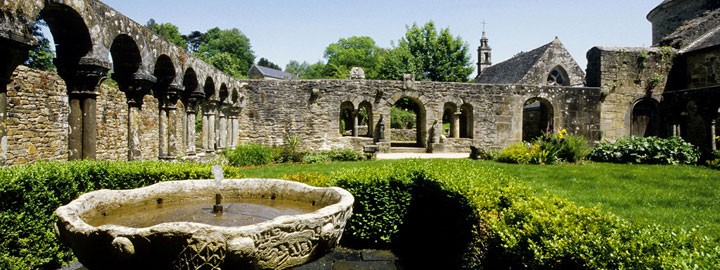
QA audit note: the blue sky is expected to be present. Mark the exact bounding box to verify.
[100,0,662,77]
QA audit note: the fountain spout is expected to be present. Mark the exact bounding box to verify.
[211,165,224,214]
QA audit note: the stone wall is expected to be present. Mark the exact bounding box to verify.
[4,66,68,165]
[237,79,602,152]
[647,0,720,45]
[586,46,674,141]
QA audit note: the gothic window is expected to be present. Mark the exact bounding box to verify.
[547,66,569,86]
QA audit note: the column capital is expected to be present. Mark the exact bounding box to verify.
[67,63,110,98]
[125,73,156,108]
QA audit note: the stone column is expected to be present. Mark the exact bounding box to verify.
[217,105,227,150]
[186,100,198,156]
[0,81,8,164]
[201,103,209,152]
[64,63,110,160]
[123,76,154,161]
[352,110,359,137]
[453,112,461,139]
[166,85,182,159]
[711,119,717,151]
[206,101,217,153]
[157,93,168,159]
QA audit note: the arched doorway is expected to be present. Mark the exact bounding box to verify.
[460,103,474,138]
[391,97,425,147]
[358,101,373,137]
[339,101,354,136]
[631,98,660,137]
[523,98,554,141]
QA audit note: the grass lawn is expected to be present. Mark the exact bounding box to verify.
[240,159,720,239]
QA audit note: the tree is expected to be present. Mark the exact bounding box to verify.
[145,19,186,49]
[323,36,383,79]
[285,60,327,79]
[378,21,473,82]
[257,57,281,70]
[195,27,255,78]
[25,19,55,71]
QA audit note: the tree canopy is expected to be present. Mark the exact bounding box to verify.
[257,57,281,70]
[285,60,327,79]
[145,19,186,49]
[323,36,383,79]
[195,27,255,78]
[382,21,473,82]
[25,19,55,71]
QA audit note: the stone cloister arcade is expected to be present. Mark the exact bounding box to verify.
[1,0,243,163]
[1,0,606,165]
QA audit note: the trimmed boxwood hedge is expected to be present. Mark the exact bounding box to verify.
[2,159,719,269]
[321,160,719,269]
[0,161,242,269]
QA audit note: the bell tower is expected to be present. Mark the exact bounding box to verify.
[477,21,492,79]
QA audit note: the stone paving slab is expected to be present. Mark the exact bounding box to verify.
[376,152,469,159]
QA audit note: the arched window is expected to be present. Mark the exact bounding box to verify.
[547,66,569,86]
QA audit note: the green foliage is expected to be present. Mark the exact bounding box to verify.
[25,19,55,71]
[302,148,365,164]
[0,161,242,269]
[375,45,420,80]
[284,60,327,79]
[280,172,330,187]
[469,146,495,160]
[323,36,383,79]
[257,57,281,70]
[390,106,416,129]
[195,27,255,78]
[497,130,589,164]
[385,21,473,82]
[705,150,720,169]
[222,144,275,166]
[145,19,187,49]
[301,153,330,164]
[589,136,700,164]
[273,134,306,163]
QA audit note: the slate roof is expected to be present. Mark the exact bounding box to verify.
[249,65,297,80]
[476,39,555,84]
[660,6,720,52]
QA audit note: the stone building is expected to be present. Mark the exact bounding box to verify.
[0,0,717,165]
[248,65,298,80]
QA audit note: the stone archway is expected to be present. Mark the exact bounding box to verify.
[390,96,426,148]
[523,97,554,141]
[630,98,660,137]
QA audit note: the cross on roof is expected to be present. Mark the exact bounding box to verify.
[481,20,487,32]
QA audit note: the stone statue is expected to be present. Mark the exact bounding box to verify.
[377,115,385,141]
[349,67,365,80]
[431,120,440,144]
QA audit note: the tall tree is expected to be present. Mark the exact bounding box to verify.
[25,19,55,71]
[196,27,255,78]
[323,36,383,79]
[378,21,473,82]
[145,19,186,49]
[183,31,205,53]
[257,57,281,70]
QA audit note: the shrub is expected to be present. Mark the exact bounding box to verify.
[469,145,495,160]
[707,150,720,169]
[496,129,589,164]
[0,161,242,269]
[390,106,416,129]
[223,144,275,166]
[274,135,307,163]
[589,136,700,164]
[324,148,364,162]
[301,153,330,164]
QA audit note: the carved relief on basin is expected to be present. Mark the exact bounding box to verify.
[55,179,354,269]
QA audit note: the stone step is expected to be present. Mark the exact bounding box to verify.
[390,147,427,154]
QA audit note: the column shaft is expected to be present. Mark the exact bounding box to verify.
[82,97,97,160]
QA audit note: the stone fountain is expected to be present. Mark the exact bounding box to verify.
[54,166,354,269]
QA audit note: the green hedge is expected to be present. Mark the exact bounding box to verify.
[0,161,242,269]
[322,160,719,269]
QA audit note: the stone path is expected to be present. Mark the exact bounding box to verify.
[291,248,402,270]
[376,152,469,160]
[59,248,401,270]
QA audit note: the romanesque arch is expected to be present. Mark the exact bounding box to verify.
[630,98,660,137]
[390,96,427,148]
[460,103,474,138]
[339,101,355,136]
[218,83,230,150]
[153,55,181,160]
[202,77,217,152]
[442,102,458,137]
[358,101,373,138]
[523,97,554,141]
[182,68,201,155]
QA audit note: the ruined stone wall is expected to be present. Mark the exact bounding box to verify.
[4,66,68,165]
[238,79,602,152]
[686,47,720,89]
[586,47,674,141]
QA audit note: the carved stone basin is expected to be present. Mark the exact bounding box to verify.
[55,179,354,270]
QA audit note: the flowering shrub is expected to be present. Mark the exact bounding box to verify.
[496,129,589,164]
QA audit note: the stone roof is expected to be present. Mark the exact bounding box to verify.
[476,37,585,86]
[661,7,720,52]
[249,65,297,80]
[476,41,553,84]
